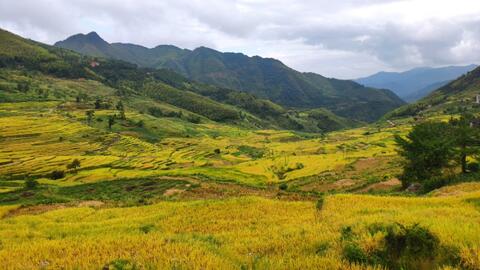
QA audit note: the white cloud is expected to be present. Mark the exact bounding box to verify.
[0,0,479,78]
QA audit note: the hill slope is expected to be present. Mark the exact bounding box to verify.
[356,65,477,102]
[1,28,358,133]
[387,65,480,118]
[55,32,405,122]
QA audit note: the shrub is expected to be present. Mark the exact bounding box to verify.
[341,223,449,269]
[342,242,368,265]
[50,170,65,180]
[467,162,480,172]
[66,159,81,172]
[316,197,325,211]
[104,259,138,270]
[279,183,288,190]
[315,242,329,255]
[24,179,38,189]
[139,224,155,234]
[214,148,221,154]
[383,223,440,269]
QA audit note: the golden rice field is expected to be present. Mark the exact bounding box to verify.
[2,99,479,269]
[0,101,408,191]
[0,188,479,269]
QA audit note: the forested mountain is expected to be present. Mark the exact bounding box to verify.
[55,32,405,122]
[356,65,477,102]
[1,28,358,133]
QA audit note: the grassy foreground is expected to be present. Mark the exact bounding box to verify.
[0,190,479,269]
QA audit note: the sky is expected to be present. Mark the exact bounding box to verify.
[1,0,480,79]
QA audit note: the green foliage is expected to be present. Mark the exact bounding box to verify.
[341,223,457,269]
[50,170,65,180]
[395,121,456,187]
[234,145,265,159]
[66,159,81,172]
[55,31,405,122]
[316,197,325,211]
[24,179,38,190]
[279,183,288,190]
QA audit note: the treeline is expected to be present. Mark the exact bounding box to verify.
[395,113,480,191]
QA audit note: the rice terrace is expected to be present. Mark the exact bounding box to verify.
[1,1,480,269]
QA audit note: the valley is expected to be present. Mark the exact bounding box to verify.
[0,25,480,270]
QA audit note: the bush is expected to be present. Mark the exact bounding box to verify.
[316,197,325,211]
[50,170,65,180]
[467,162,480,172]
[279,183,288,190]
[342,242,368,264]
[383,223,440,269]
[24,179,38,189]
[341,223,451,269]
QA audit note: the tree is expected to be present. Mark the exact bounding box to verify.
[94,98,102,109]
[116,101,126,120]
[449,114,480,173]
[24,179,38,189]
[66,159,81,173]
[85,110,95,124]
[108,115,116,129]
[395,122,456,187]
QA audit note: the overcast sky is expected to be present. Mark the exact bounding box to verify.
[1,0,480,78]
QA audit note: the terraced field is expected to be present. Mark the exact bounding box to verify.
[0,187,479,269]
[0,100,408,197]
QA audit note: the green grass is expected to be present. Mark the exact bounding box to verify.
[0,178,191,206]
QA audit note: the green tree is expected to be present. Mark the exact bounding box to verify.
[449,114,480,173]
[116,101,126,120]
[66,159,81,173]
[108,115,116,129]
[85,110,95,124]
[94,98,102,109]
[395,122,456,187]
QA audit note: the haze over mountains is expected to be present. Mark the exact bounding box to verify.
[356,65,477,102]
[55,32,405,122]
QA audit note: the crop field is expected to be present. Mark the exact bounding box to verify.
[2,99,479,269]
[0,187,479,269]
[0,99,409,195]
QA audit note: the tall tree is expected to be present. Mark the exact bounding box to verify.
[449,114,480,173]
[395,122,456,187]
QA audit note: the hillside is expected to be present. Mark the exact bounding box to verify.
[387,65,480,119]
[356,65,477,102]
[55,32,405,122]
[1,29,356,133]
[2,27,480,270]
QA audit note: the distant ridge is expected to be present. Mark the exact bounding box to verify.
[55,32,405,122]
[356,65,477,102]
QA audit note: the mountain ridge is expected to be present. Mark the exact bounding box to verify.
[356,65,477,102]
[55,32,405,122]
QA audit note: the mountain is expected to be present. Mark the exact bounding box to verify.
[1,28,359,133]
[356,65,477,102]
[386,65,480,119]
[55,32,405,122]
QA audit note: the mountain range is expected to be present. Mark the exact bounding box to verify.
[356,65,477,102]
[55,32,405,122]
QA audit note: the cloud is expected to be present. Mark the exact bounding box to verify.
[0,0,479,78]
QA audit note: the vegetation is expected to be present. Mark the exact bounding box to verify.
[1,27,480,270]
[55,31,406,122]
[395,114,480,190]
